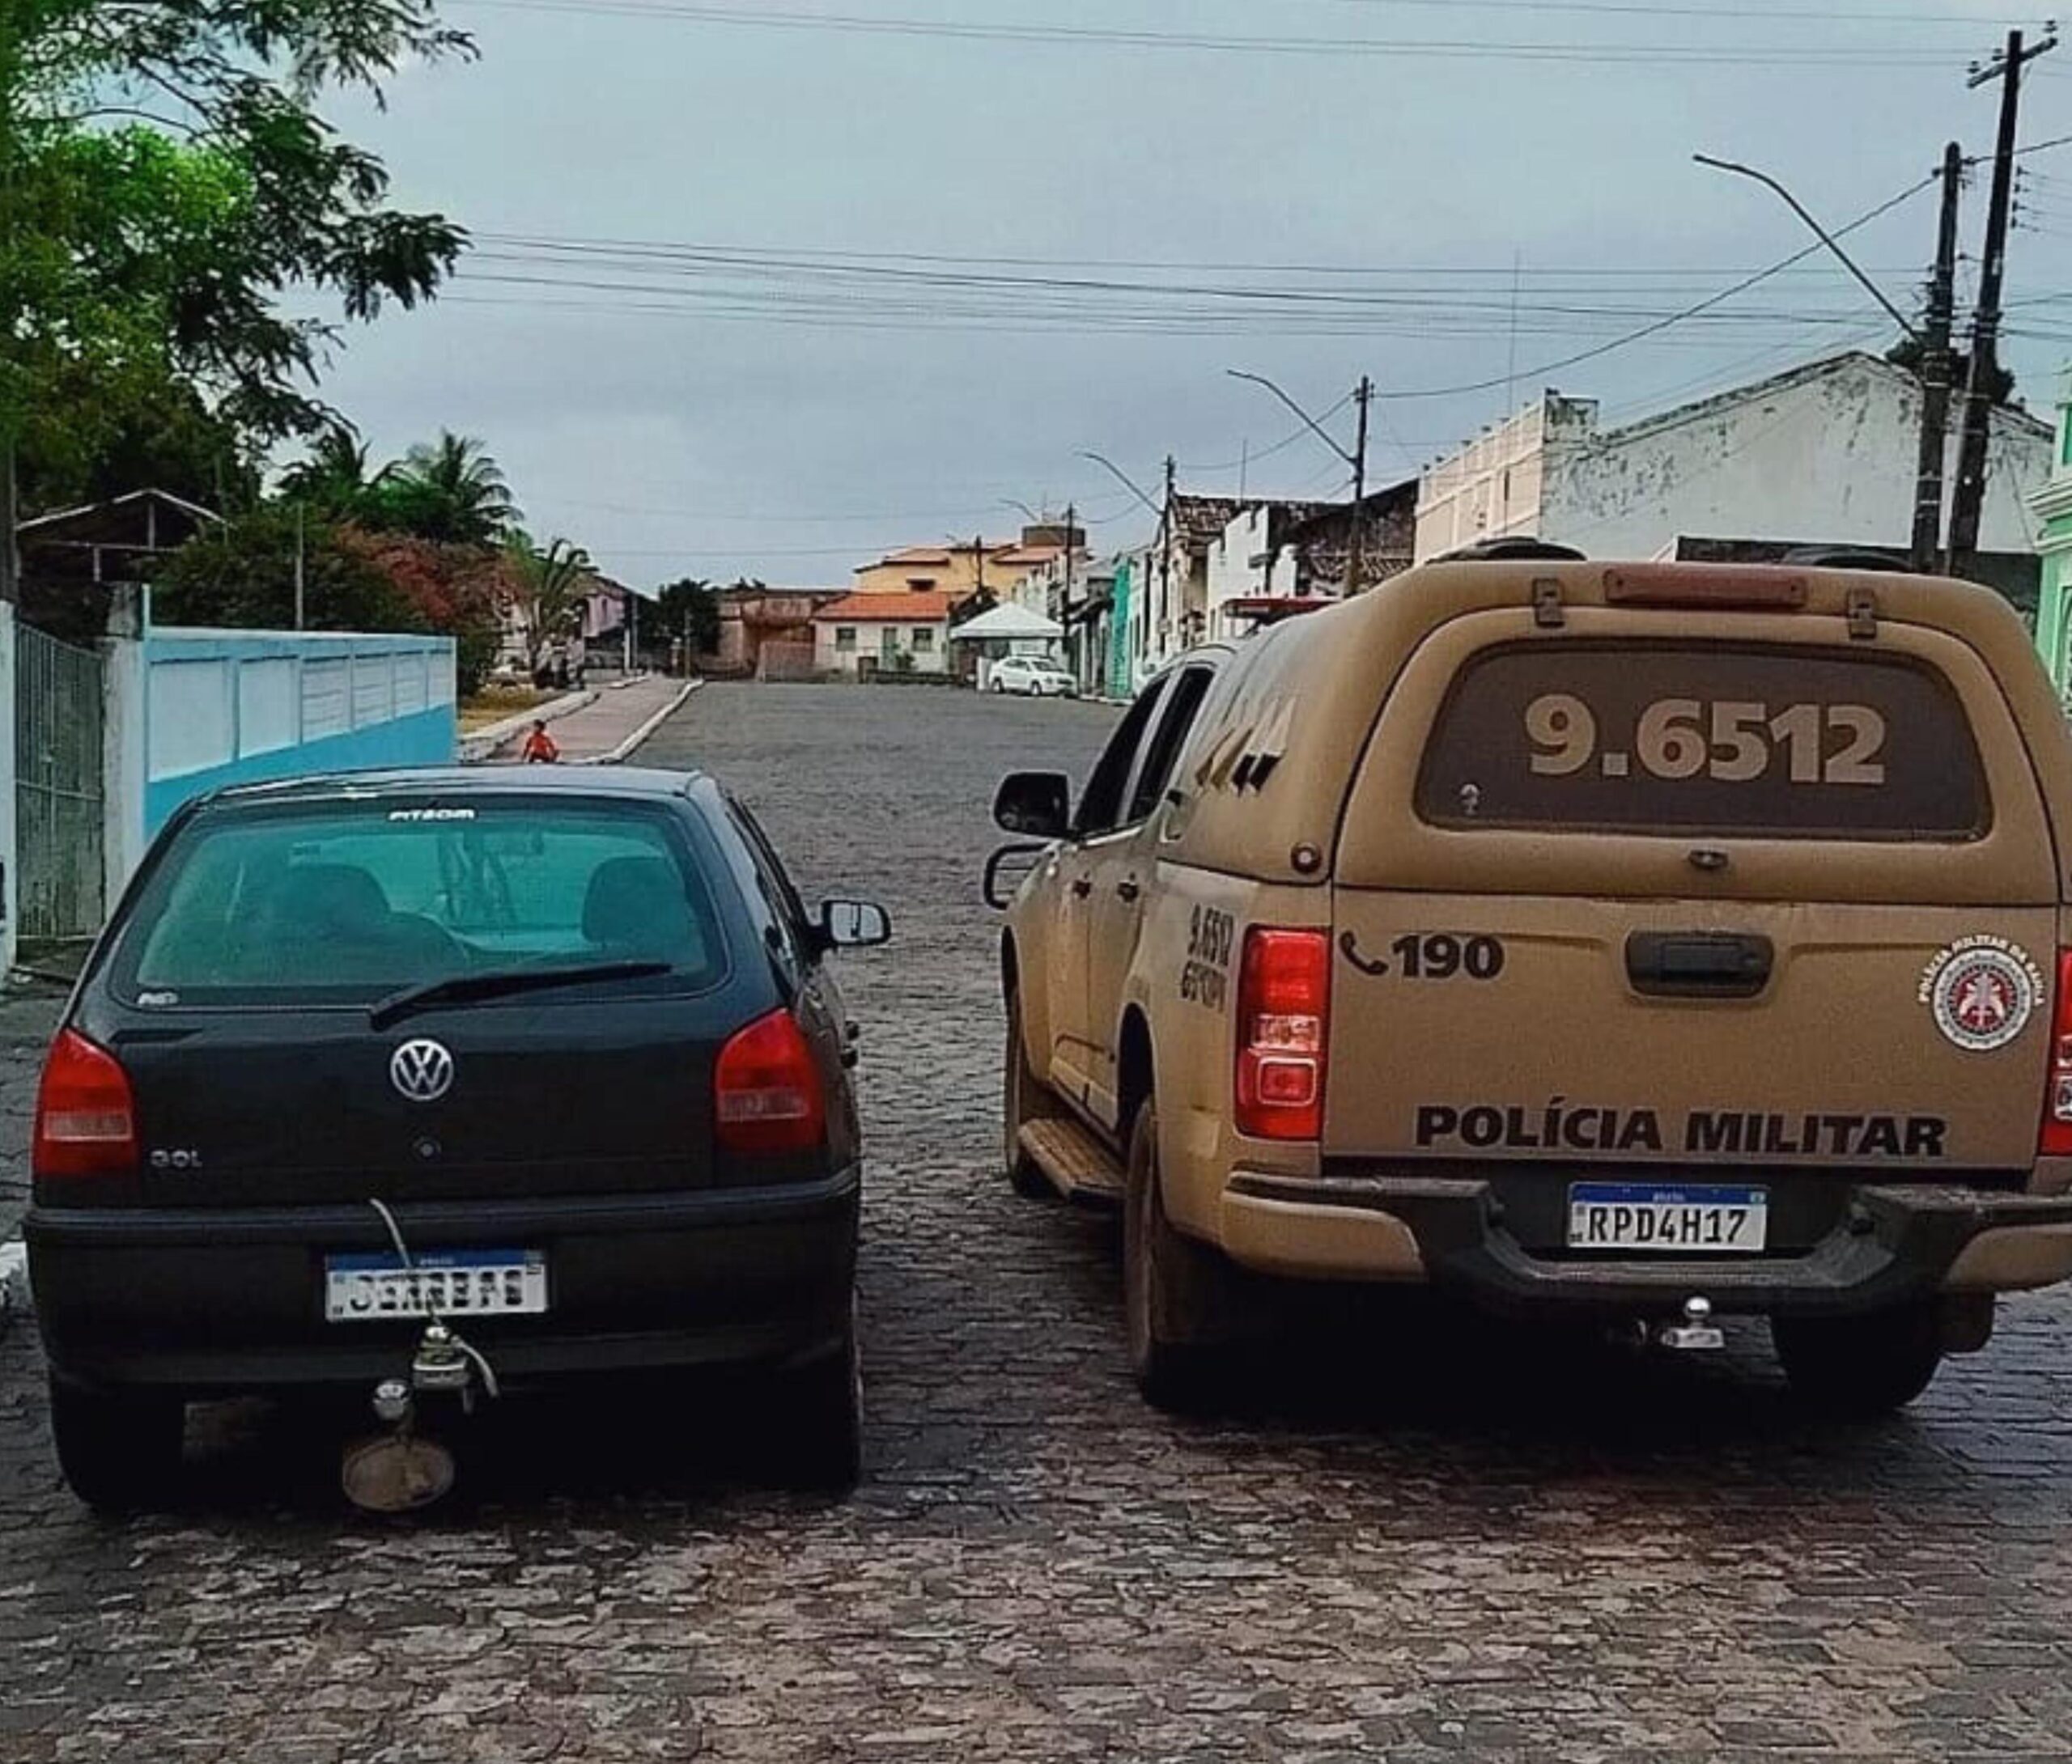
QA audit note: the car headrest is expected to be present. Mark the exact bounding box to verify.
[274,863,393,939]
[582,854,694,957]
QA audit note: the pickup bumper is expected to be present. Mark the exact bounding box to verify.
[25,1168,859,1394]
[1221,1172,2072,1317]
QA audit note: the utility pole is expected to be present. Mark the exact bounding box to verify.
[1226,368,1376,596]
[1948,27,2057,577]
[1160,454,1176,658]
[1912,143,1964,572]
[293,502,306,630]
[1348,375,1374,596]
[0,444,18,607]
[1062,500,1077,683]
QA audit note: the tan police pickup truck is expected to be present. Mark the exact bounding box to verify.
[985,547,2072,1415]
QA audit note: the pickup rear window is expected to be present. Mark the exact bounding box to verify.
[116,799,729,1005]
[1414,642,1989,840]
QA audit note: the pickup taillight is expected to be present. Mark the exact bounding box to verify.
[33,1028,139,1178]
[1235,928,1330,1141]
[2040,952,2072,1157]
[715,1008,827,1155]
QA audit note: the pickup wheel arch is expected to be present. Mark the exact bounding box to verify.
[1117,1007,1154,1148]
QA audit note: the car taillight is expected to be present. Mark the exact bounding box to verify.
[1235,927,1330,1141]
[715,1007,827,1154]
[2041,952,2072,1156]
[33,1028,139,1178]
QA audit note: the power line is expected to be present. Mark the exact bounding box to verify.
[452,0,1970,65]
[478,231,1921,281]
[1372,169,1938,401]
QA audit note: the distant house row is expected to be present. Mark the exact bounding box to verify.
[699,349,2057,700]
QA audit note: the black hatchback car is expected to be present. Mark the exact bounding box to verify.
[25,766,889,1507]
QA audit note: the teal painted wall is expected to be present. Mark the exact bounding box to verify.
[145,705,458,834]
[1107,558,1133,698]
[140,629,457,837]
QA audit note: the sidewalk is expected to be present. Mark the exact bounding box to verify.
[494,674,698,766]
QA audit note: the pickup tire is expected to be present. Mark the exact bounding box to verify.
[49,1378,185,1512]
[1003,990,1062,1198]
[1124,1101,1222,1410]
[1772,1302,1944,1417]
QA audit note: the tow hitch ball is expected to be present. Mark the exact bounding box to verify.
[1656,1295,1724,1352]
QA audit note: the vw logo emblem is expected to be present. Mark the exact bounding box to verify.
[389,1039,456,1104]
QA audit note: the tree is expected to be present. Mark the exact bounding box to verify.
[334,527,505,693]
[2,0,473,597]
[153,505,416,634]
[656,577,721,656]
[372,432,521,545]
[278,425,379,521]
[502,536,593,678]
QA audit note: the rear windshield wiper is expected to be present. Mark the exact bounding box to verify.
[369,961,673,1029]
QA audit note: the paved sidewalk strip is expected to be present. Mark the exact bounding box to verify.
[484,674,695,766]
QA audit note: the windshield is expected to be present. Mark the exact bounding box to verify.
[116,799,729,1005]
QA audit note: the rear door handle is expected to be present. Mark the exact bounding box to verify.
[1116,879,1141,902]
[1625,931,1773,999]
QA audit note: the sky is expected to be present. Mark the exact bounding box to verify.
[307,0,2072,587]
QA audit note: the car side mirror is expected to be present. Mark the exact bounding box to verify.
[993,771,1072,838]
[817,898,892,949]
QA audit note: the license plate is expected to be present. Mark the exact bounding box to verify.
[325,1250,547,1322]
[1566,1184,1768,1253]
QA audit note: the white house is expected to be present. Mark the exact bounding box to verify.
[1415,350,2051,566]
[810,590,956,678]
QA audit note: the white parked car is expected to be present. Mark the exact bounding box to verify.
[988,655,1078,697]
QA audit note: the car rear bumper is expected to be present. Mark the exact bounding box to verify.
[25,1168,859,1394]
[1221,1171,2072,1316]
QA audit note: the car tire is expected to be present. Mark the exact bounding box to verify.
[1772,1302,1945,1418]
[1003,990,1062,1198]
[1123,1101,1223,1410]
[49,1378,185,1512]
[784,1302,863,1492]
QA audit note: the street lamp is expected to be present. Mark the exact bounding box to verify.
[1225,368,1374,592]
[1691,155,1919,341]
[1078,452,1164,523]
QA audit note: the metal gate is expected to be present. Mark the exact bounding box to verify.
[15,623,105,942]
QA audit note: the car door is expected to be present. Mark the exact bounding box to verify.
[1048,677,1170,1103]
[1083,662,1220,1127]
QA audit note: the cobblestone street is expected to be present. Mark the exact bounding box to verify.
[7,681,2072,1761]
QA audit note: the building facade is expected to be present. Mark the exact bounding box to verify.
[2027,367,2072,698]
[1415,352,2051,570]
[811,590,957,678]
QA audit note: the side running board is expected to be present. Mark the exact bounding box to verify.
[1017,1118,1126,1204]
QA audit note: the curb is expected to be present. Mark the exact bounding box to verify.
[459,689,599,763]
[575,679,703,767]
[0,1241,25,1337]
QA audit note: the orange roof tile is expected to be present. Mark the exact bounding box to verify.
[814,590,959,622]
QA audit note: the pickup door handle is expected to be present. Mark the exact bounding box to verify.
[1625,931,1773,999]
[1116,878,1141,902]
[1070,876,1093,898]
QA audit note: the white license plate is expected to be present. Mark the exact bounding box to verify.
[325,1250,547,1322]
[1567,1184,1768,1253]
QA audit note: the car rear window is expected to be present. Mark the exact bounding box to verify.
[1414,642,1989,840]
[116,798,730,1005]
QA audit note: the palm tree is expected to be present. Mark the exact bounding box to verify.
[383,431,521,545]
[278,423,376,519]
[502,534,593,676]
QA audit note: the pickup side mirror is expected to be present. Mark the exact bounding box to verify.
[993,771,1072,838]
[817,898,893,949]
